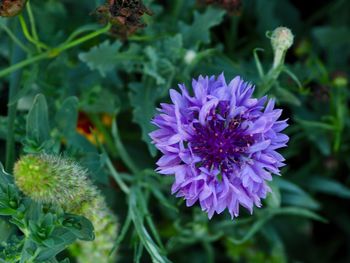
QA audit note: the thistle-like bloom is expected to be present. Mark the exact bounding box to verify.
[150,74,288,219]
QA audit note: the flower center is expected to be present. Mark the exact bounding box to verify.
[190,102,253,175]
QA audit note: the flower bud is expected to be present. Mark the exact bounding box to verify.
[269,26,294,70]
[13,154,118,262]
[271,27,294,52]
[69,195,118,263]
[0,0,27,17]
[13,154,93,209]
[332,72,348,88]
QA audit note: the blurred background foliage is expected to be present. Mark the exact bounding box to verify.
[0,0,350,262]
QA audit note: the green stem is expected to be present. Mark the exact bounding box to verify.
[105,154,130,194]
[171,0,184,18]
[89,113,118,158]
[0,23,31,54]
[0,24,111,79]
[26,0,41,52]
[0,52,47,79]
[111,119,140,175]
[5,20,26,172]
[55,23,111,52]
[18,14,48,50]
[257,65,283,97]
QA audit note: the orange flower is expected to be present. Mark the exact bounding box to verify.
[76,112,112,145]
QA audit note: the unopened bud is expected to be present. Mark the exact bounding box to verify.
[13,154,119,263]
[271,27,294,52]
[332,72,348,88]
[269,27,294,70]
[13,154,94,210]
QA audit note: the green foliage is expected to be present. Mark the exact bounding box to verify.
[0,0,350,262]
[0,163,94,262]
[180,6,226,47]
[79,41,123,77]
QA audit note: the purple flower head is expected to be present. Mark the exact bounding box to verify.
[149,74,289,219]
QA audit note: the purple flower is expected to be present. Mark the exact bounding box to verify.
[149,74,289,219]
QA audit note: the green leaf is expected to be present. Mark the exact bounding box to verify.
[0,162,12,185]
[55,96,79,139]
[228,206,326,245]
[313,26,350,48]
[79,40,123,77]
[129,187,171,263]
[305,176,350,199]
[129,82,160,157]
[0,219,13,243]
[26,94,50,145]
[180,6,226,47]
[62,214,95,241]
[270,207,327,223]
[80,86,120,114]
[78,40,141,77]
[275,86,301,106]
[276,178,320,210]
[265,181,281,208]
[295,118,334,130]
[143,47,167,85]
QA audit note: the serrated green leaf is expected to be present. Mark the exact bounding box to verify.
[180,6,226,47]
[79,40,122,77]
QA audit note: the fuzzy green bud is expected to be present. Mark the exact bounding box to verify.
[270,27,294,69]
[13,154,93,210]
[271,27,294,52]
[69,195,118,263]
[13,154,118,262]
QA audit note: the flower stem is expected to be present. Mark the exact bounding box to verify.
[89,113,118,158]
[55,23,111,53]
[18,14,48,50]
[111,118,140,175]
[26,0,41,52]
[105,155,130,195]
[5,20,26,172]
[0,23,31,54]
[0,24,111,79]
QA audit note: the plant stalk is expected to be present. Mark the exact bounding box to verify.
[5,20,26,171]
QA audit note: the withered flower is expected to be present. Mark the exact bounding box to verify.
[0,0,27,17]
[94,0,152,39]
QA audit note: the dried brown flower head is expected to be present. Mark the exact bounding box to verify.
[197,0,241,14]
[94,0,152,39]
[0,0,27,17]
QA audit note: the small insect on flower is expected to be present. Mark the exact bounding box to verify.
[150,74,289,219]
